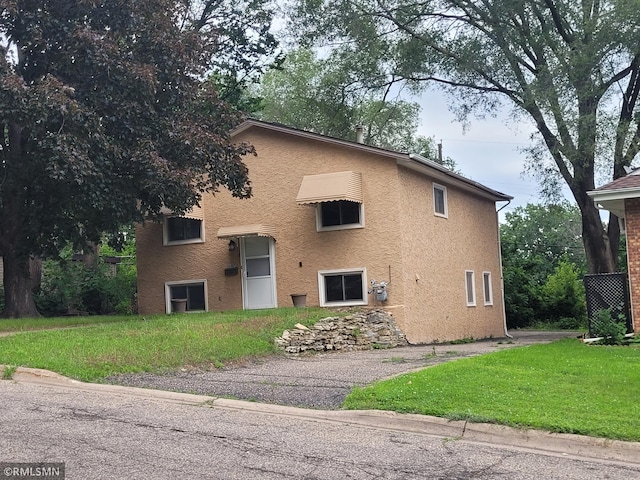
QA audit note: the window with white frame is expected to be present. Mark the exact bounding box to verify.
[483,271,493,306]
[433,183,448,217]
[465,270,476,306]
[317,201,364,231]
[163,217,205,245]
[165,280,207,312]
[318,268,368,306]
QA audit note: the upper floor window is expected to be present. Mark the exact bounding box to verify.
[465,270,476,307]
[433,183,448,217]
[295,171,364,231]
[483,271,493,306]
[317,200,364,231]
[164,217,205,246]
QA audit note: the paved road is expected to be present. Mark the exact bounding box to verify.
[1,379,639,480]
[108,330,581,409]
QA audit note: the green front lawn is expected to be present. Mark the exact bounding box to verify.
[344,339,640,441]
[0,314,137,333]
[2,313,639,442]
[0,308,329,381]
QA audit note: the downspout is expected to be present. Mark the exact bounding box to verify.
[496,200,512,338]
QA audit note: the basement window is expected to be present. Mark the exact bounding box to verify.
[165,280,207,313]
[318,269,368,306]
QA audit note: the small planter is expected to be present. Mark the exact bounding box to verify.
[290,294,307,308]
[171,298,188,313]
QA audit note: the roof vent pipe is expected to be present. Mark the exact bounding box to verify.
[355,125,364,144]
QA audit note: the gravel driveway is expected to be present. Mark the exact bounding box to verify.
[106,330,579,410]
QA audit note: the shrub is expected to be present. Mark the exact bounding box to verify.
[504,266,540,328]
[591,309,627,345]
[539,260,586,328]
[35,256,137,317]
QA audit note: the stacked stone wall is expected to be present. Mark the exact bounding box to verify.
[275,310,408,354]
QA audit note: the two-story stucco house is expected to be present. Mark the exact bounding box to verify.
[135,119,512,343]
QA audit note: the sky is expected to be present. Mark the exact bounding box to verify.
[415,87,547,219]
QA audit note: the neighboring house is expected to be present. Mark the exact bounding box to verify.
[588,170,640,333]
[135,119,512,343]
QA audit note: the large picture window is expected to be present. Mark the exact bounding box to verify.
[164,217,204,245]
[165,280,207,312]
[317,201,364,231]
[318,269,368,306]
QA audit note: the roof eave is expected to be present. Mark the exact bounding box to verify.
[234,119,513,203]
[587,187,640,202]
[401,155,513,202]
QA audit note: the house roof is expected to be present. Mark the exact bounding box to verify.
[587,168,640,217]
[232,119,513,203]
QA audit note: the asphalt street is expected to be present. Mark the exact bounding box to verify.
[1,379,639,480]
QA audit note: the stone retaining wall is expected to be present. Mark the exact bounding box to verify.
[275,309,408,354]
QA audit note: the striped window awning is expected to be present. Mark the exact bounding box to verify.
[216,224,276,239]
[296,171,363,205]
[160,203,204,220]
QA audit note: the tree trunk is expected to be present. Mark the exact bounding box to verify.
[82,242,100,269]
[30,256,42,293]
[2,253,41,318]
[580,200,617,274]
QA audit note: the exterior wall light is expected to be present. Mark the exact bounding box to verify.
[228,239,236,251]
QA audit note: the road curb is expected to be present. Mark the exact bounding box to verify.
[3,365,214,405]
[4,365,640,466]
[211,398,640,466]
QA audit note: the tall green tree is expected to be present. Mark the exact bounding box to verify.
[0,0,277,317]
[191,0,281,112]
[500,202,586,327]
[256,48,455,167]
[289,0,640,273]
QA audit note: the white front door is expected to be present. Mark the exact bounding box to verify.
[241,236,277,309]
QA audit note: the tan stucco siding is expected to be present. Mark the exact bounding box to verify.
[396,166,506,343]
[136,124,506,344]
[137,127,407,314]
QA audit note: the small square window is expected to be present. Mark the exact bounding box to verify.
[433,184,448,217]
[317,201,363,231]
[165,280,207,312]
[164,217,204,245]
[318,269,367,306]
[465,270,476,306]
[483,272,493,306]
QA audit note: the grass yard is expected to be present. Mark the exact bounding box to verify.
[344,338,640,442]
[0,307,330,382]
[0,315,138,333]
